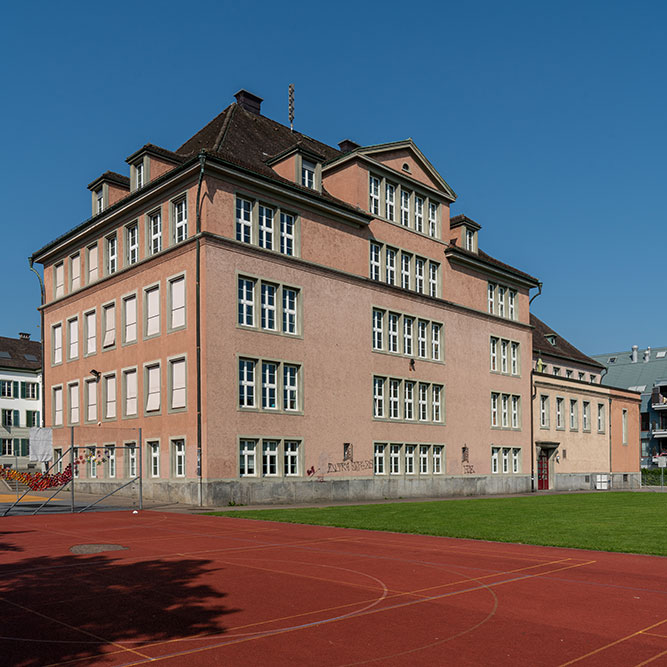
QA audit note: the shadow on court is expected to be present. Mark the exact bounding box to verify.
[1,548,238,666]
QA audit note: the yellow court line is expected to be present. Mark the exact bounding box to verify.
[115,558,594,666]
[0,494,53,502]
[642,631,667,639]
[0,595,152,662]
[634,648,667,666]
[558,618,667,666]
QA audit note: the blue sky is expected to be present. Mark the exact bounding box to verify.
[2,0,665,356]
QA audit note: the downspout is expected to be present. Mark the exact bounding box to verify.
[28,259,45,427]
[528,282,542,492]
[195,152,206,506]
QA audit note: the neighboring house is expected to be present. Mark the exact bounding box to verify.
[531,315,640,489]
[592,345,667,467]
[31,88,625,505]
[0,333,42,470]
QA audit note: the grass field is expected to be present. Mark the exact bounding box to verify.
[210,492,667,556]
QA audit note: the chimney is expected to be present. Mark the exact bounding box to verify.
[19,332,30,340]
[338,139,360,153]
[631,345,638,363]
[234,89,263,115]
[644,347,651,363]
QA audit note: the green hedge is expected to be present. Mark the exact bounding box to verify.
[641,468,667,486]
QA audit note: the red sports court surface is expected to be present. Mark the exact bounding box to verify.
[1,511,666,667]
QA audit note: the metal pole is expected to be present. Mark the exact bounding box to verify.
[138,428,143,510]
[70,427,75,513]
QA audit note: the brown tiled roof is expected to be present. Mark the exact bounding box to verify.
[0,336,42,371]
[531,314,605,370]
[126,143,185,164]
[445,244,540,285]
[87,171,130,190]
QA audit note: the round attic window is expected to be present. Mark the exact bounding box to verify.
[402,163,411,172]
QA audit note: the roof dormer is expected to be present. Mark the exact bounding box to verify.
[450,214,481,253]
[266,143,324,192]
[125,144,183,192]
[87,171,130,216]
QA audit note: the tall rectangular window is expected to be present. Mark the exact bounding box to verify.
[490,337,498,371]
[418,384,428,421]
[68,383,79,424]
[239,359,255,408]
[511,396,520,428]
[169,276,186,330]
[417,320,427,358]
[283,288,298,334]
[583,401,590,431]
[170,358,186,410]
[570,399,578,430]
[433,446,443,474]
[86,380,97,422]
[261,362,278,409]
[173,198,187,243]
[104,375,116,419]
[419,445,429,474]
[432,385,442,422]
[85,311,96,355]
[146,364,161,413]
[68,318,78,360]
[429,263,438,297]
[431,324,441,361]
[498,286,506,318]
[258,205,274,250]
[124,369,137,416]
[388,313,399,353]
[103,303,116,348]
[400,190,410,226]
[597,403,605,432]
[240,440,256,476]
[390,444,401,474]
[405,445,416,474]
[374,444,385,475]
[491,393,499,427]
[136,161,144,189]
[172,440,185,477]
[54,262,64,298]
[283,365,298,411]
[414,196,424,232]
[415,258,425,294]
[149,211,162,255]
[403,317,413,356]
[107,446,116,478]
[428,202,438,237]
[386,248,396,285]
[488,283,496,314]
[261,283,277,330]
[508,290,517,320]
[107,235,117,274]
[373,377,385,418]
[70,254,81,291]
[500,340,508,374]
[501,394,509,427]
[389,379,400,419]
[87,244,98,283]
[284,441,299,476]
[238,278,254,326]
[149,442,160,478]
[370,243,381,281]
[236,197,252,243]
[401,253,411,290]
[385,183,395,221]
[301,160,315,188]
[622,409,628,444]
[123,295,137,343]
[369,176,380,215]
[511,342,519,375]
[280,212,295,256]
[404,381,415,420]
[372,309,383,350]
[126,223,139,265]
[491,447,499,473]
[556,397,564,428]
[53,387,63,426]
[263,441,279,476]
[540,395,549,428]
[52,322,62,365]
[145,286,160,337]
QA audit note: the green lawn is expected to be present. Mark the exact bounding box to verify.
[209,492,667,556]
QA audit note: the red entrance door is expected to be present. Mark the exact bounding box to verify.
[537,452,549,490]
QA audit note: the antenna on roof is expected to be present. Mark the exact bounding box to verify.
[288,83,295,132]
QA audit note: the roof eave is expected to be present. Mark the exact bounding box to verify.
[445,247,540,289]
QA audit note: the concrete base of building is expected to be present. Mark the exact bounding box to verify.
[553,472,641,491]
[71,474,533,507]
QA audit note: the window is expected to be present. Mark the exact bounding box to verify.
[96,188,104,213]
[491,393,499,427]
[26,410,40,427]
[404,381,415,420]
[553,367,560,376]
[433,446,443,474]
[261,283,277,330]
[556,397,564,429]
[488,283,495,314]
[403,317,413,356]
[389,379,400,419]
[68,383,79,424]
[169,276,186,330]
[488,282,517,320]
[0,381,12,398]
[498,287,506,318]
[429,263,438,297]
[500,340,508,374]
[583,401,590,431]
[502,447,510,474]
[107,445,116,478]
[284,441,299,476]
[135,161,144,189]
[431,324,441,361]
[386,247,396,285]
[301,159,316,189]
[512,449,521,473]
[400,190,410,226]
[385,183,395,221]
[511,342,519,375]
[415,258,425,294]
[123,295,137,343]
[67,318,78,360]
[173,198,188,243]
[511,396,520,429]
[85,380,97,422]
[1,409,18,427]
[145,286,160,337]
[126,223,139,265]
[282,288,298,334]
[414,196,424,232]
[258,204,274,250]
[262,362,278,410]
[280,213,295,256]
[622,409,628,445]
[106,235,117,275]
[432,386,442,422]
[508,290,517,320]
[388,313,399,353]
[54,262,64,298]
[374,444,386,475]
[569,399,578,430]
[501,394,509,428]
[490,337,498,371]
[465,228,474,251]
[173,439,185,477]
[540,395,549,428]
[401,253,411,290]
[87,243,98,283]
[104,375,116,419]
[52,323,63,364]
[390,444,401,474]
[238,358,300,413]
[405,444,416,474]
[236,197,252,243]
[417,320,428,358]
[597,403,605,433]
[102,303,116,348]
[263,440,279,476]
[283,364,298,411]
[369,176,380,215]
[490,393,519,429]
[418,383,428,421]
[239,359,255,408]
[149,210,162,255]
[372,309,383,350]
[85,311,96,355]
[240,439,256,476]
[238,278,254,327]
[148,441,160,478]
[373,377,385,418]
[428,203,438,237]
[491,447,499,473]
[168,358,186,410]
[370,243,381,281]
[123,369,138,417]
[70,253,81,291]
[419,445,429,474]
[127,444,138,478]
[145,364,161,413]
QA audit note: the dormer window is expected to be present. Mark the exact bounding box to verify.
[546,334,557,346]
[136,161,144,189]
[301,159,316,189]
[465,228,475,251]
[96,189,104,214]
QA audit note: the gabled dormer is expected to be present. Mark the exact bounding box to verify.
[87,172,130,216]
[450,214,481,253]
[125,144,183,192]
[266,143,324,192]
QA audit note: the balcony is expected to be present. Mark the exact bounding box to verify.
[653,428,667,438]
[651,388,667,410]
